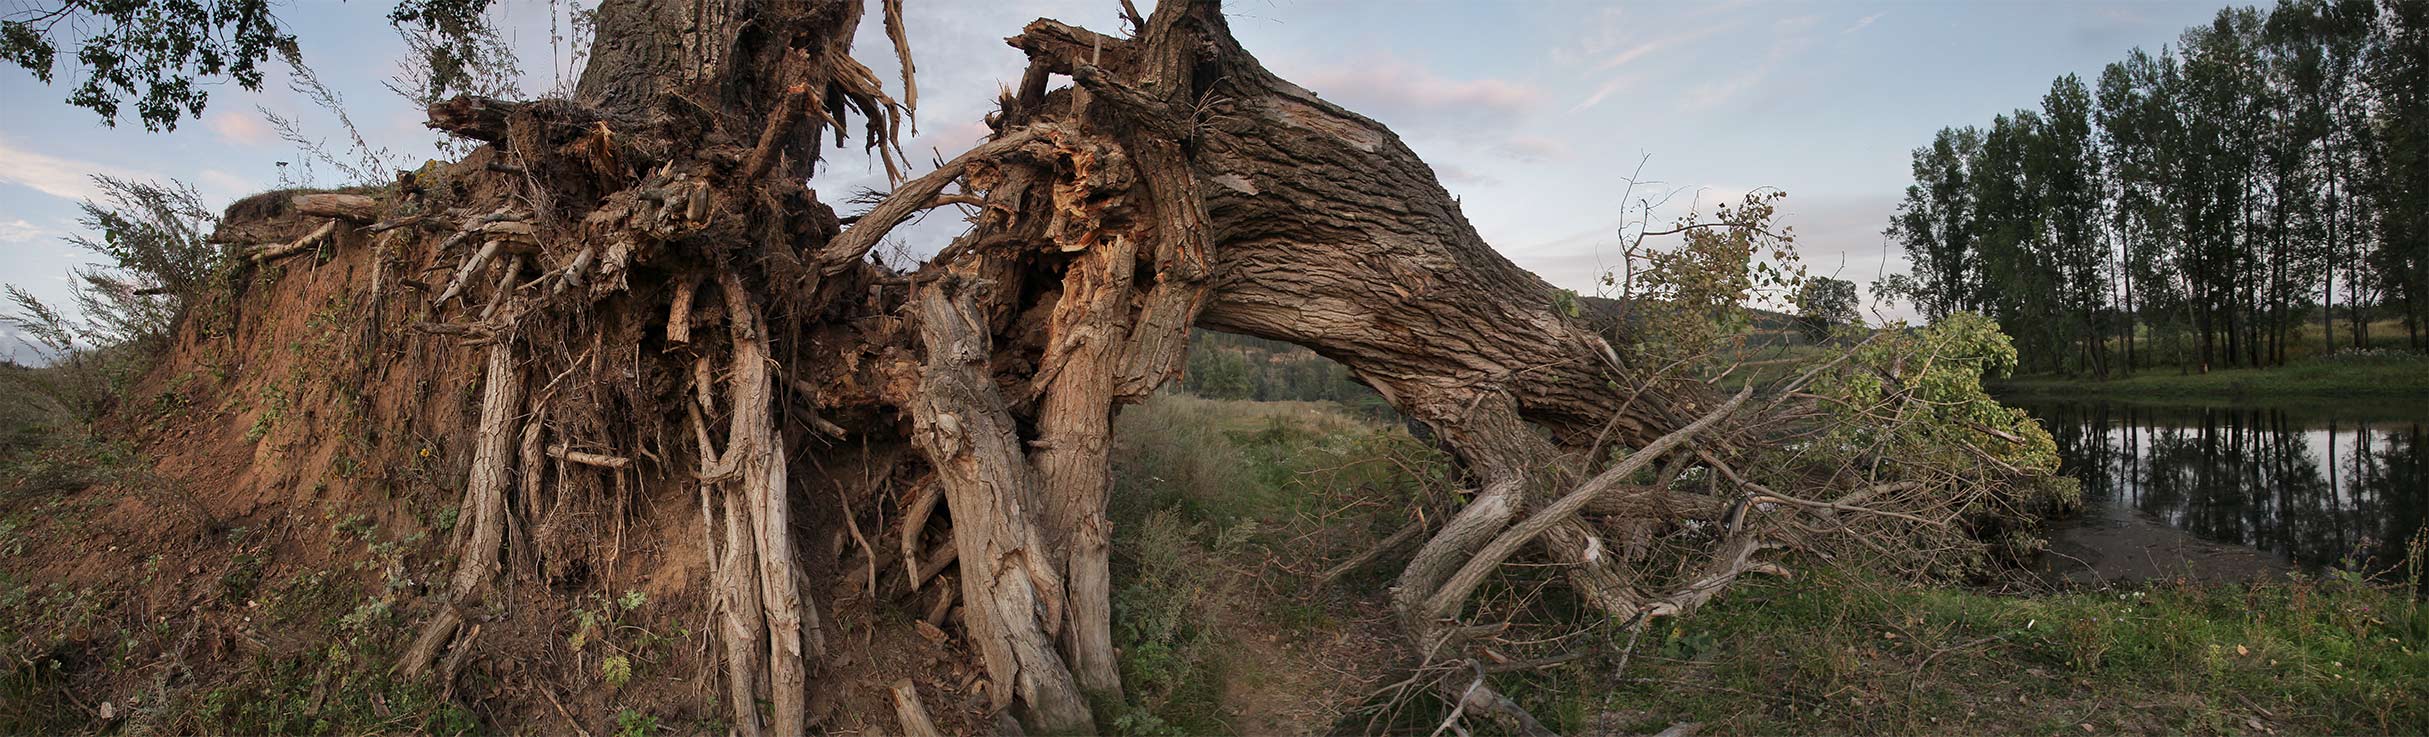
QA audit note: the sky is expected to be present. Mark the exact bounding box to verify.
[0,0,2242,360]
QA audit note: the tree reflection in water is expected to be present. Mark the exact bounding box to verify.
[2019,399,2427,578]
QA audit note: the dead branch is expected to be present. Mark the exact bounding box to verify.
[546,444,632,469]
[814,127,1044,274]
[889,679,946,737]
[291,193,380,223]
[1422,385,1754,627]
[247,220,338,263]
[1315,520,1424,589]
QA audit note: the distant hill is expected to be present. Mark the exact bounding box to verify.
[1179,330,1394,417]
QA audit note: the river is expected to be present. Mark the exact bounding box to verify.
[2006,397,2428,586]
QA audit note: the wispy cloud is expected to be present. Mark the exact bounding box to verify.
[1297,54,1541,124]
[1570,22,1738,112]
[207,110,276,147]
[1493,135,1572,163]
[1674,18,1821,113]
[1597,38,1676,72]
[1841,12,1885,35]
[0,136,150,202]
[0,218,49,243]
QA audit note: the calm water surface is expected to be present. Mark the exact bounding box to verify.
[2009,398,2428,577]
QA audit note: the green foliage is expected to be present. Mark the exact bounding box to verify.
[1104,393,1449,733]
[1179,330,1391,417]
[1792,276,1861,343]
[1106,510,1234,735]
[1990,345,2429,399]
[0,0,295,130]
[5,176,227,420]
[612,708,660,737]
[1589,562,2429,736]
[1893,0,2429,376]
[566,589,670,693]
[1614,189,1807,368]
[602,653,633,687]
[1812,313,2058,476]
[385,0,514,105]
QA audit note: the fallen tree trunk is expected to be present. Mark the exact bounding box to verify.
[180,0,2059,733]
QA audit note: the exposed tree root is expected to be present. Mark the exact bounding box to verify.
[403,287,525,678]
[904,280,1094,734]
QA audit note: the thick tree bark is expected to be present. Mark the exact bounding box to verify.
[403,276,525,678]
[1029,236,1137,697]
[716,275,812,737]
[906,280,1095,734]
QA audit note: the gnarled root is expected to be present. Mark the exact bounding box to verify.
[404,310,526,677]
[904,280,1095,735]
[691,275,816,737]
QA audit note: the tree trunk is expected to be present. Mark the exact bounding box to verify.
[278,0,2036,733]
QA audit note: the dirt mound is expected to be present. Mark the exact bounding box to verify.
[0,166,983,734]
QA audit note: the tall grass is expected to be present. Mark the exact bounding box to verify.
[1100,393,1446,734]
[1579,552,2429,736]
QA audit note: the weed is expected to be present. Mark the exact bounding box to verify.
[244,382,290,443]
[1571,565,2429,736]
[612,708,660,737]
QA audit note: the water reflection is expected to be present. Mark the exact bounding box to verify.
[2015,400,2428,576]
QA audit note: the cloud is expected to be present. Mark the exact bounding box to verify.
[1841,12,1884,34]
[1492,135,1572,162]
[1597,39,1677,72]
[207,110,276,146]
[0,218,49,243]
[1569,22,1737,112]
[198,169,260,201]
[0,136,151,202]
[1673,22,1819,113]
[1296,54,1541,126]
[1680,71,1770,112]
[1429,161,1499,188]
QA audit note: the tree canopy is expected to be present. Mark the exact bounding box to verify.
[1888,0,2427,375]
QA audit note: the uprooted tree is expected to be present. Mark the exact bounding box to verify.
[80,0,2070,733]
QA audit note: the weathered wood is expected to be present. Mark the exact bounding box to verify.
[718,274,811,737]
[291,193,380,223]
[889,679,946,737]
[899,479,941,590]
[816,127,1044,274]
[1028,235,1136,696]
[403,309,524,677]
[1014,0,1669,449]
[1424,387,1751,624]
[546,445,632,469]
[905,280,1094,735]
[713,487,765,737]
[361,2,1794,734]
[246,220,338,263]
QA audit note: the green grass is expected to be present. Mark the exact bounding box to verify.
[1560,561,2429,736]
[1989,350,2429,400]
[1100,393,1443,735]
[1114,394,2429,737]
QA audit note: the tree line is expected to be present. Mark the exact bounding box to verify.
[1888,0,2428,376]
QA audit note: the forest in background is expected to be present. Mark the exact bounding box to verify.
[1888,0,2429,377]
